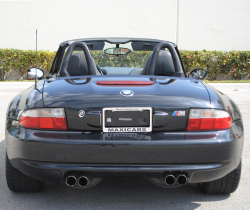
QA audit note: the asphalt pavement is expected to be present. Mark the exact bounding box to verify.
[0,82,249,210]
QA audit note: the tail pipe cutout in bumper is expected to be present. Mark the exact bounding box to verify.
[65,174,103,189]
[150,173,188,188]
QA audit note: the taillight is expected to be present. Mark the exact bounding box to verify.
[19,108,67,130]
[187,109,232,131]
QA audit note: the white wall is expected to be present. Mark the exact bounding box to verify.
[0,0,250,51]
[178,0,250,51]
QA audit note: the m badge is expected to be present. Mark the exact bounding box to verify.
[172,111,185,116]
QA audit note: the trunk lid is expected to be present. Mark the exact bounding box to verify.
[43,76,210,131]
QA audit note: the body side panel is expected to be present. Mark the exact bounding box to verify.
[202,82,242,121]
[6,80,44,120]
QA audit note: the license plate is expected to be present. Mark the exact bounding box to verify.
[102,107,152,133]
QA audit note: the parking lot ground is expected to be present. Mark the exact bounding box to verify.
[0,82,249,210]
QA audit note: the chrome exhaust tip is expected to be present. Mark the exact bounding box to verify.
[176,174,188,185]
[165,175,176,186]
[78,176,89,187]
[66,175,77,187]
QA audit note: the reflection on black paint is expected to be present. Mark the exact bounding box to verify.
[7,95,21,119]
[6,119,20,139]
[229,99,241,120]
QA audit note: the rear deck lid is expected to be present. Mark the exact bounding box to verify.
[43,76,210,131]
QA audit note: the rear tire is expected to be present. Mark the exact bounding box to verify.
[5,152,45,192]
[198,161,241,194]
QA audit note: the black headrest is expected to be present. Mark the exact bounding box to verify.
[67,52,89,76]
[66,52,101,76]
[141,51,175,76]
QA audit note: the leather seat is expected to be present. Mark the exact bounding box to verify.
[141,50,175,76]
[66,52,100,76]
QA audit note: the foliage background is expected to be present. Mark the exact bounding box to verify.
[0,49,250,80]
[0,49,56,80]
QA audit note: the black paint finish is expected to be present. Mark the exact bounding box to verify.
[43,77,210,109]
[5,75,244,184]
[5,39,244,187]
[5,119,243,183]
[41,76,208,131]
[7,80,44,119]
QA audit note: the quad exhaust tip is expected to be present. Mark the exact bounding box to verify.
[78,176,89,187]
[176,174,188,185]
[165,175,176,186]
[66,175,77,187]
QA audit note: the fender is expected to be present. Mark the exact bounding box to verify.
[203,82,242,121]
[6,80,44,120]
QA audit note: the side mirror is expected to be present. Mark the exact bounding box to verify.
[189,68,207,80]
[27,68,44,80]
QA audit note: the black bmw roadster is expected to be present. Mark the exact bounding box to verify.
[5,38,243,194]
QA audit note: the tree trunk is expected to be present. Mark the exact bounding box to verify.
[0,69,5,81]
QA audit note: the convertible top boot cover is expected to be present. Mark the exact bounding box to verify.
[43,76,211,132]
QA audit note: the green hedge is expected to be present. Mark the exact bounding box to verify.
[0,49,56,80]
[0,49,250,80]
[180,50,250,80]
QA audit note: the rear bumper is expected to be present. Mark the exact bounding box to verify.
[6,119,244,184]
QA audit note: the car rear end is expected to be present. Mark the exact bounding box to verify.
[5,77,244,190]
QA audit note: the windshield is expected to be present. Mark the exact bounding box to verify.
[91,51,151,68]
[90,42,151,68]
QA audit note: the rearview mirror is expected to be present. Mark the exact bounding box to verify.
[104,47,131,55]
[27,68,44,79]
[189,68,207,80]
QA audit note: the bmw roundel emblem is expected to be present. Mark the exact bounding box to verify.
[78,110,85,117]
[120,90,134,97]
